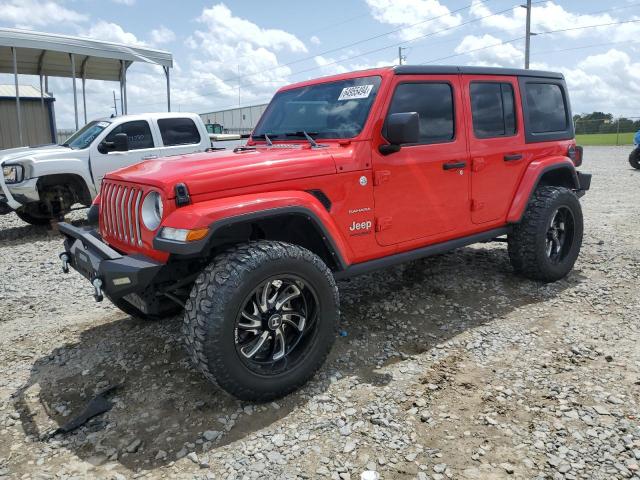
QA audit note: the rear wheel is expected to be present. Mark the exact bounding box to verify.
[629,148,640,169]
[182,241,339,401]
[508,186,583,282]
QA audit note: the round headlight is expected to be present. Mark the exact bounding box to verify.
[141,191,163,230]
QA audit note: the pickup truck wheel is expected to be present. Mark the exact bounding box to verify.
[508,186,583,282]
[629,148,640,169]
[183,241,339,401]
[15,208,52,226]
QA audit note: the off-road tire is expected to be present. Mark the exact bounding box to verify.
[182,241,339,401]
[629,148,640,169]
[508,186,583,282]
[113,298,181,321]
[15,208,51,226]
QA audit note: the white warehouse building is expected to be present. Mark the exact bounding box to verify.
[200,104,268,135]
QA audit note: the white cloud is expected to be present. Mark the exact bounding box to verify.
[567,49,640,113]
[0,0,87,27]
[310,35,321,46]
[469,0,640,40]
[365,0,462,40]
[180,3,308,109]
[111,0,135,5]
[83,21,147,47]
[196,3,307,53]
[150,26,176,45]
[454,34,523,67]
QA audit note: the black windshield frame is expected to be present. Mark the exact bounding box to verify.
[253,76,382,141]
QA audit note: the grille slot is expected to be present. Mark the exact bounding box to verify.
[100,181,144,246]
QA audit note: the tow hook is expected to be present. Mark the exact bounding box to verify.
[60,253,70,273]
[92,278,104,302]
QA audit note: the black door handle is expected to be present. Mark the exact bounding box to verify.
[504,154,523,161]
[443,161,467,170]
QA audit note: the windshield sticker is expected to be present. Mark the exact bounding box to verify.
[338,84,374,101]
[96,122,110,128]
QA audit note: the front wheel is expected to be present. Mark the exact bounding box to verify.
[629,148,640,169]
[15,207,52,226]
[182,241,339,401]
[508,186,583,282]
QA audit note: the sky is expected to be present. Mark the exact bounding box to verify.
[1,0,639,129]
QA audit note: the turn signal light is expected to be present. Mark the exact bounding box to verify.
[568,145,583,167]
[159,227,209,242]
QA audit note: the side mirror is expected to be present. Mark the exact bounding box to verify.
[113,133,129,152]
[380,112,420,155]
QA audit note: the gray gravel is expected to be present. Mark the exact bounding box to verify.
[0,146,639,479]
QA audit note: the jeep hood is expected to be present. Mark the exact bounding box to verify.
[0,144,81,165]
[106,146,338,198]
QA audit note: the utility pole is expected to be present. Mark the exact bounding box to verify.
[524,0,532,69]
[398,47,407,65]
[112,90,118,116]
[237,64,241,108]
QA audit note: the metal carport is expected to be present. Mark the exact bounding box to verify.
[0,28,173,145]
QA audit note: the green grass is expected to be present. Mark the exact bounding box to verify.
[575,132,635,146]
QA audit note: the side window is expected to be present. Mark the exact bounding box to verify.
[525,83,568,133]
[104,121,154,150]
[386,83,454,144]
[470,82,516,138]
[157,118,201,146]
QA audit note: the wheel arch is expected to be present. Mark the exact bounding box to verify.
[155,191,352,271]
[204,207,348,271]
[507,158,578,223]
[36,173,93,206]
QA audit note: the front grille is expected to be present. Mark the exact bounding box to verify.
[100,181,144,246]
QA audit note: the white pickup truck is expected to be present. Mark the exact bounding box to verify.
[0,112,235,225]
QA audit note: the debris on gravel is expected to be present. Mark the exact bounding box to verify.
[0,146,638,479]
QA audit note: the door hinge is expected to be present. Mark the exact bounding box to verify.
[376,216,393,232]
[470,199,485,211]
[472,157,486,172]
[374,170,391,186]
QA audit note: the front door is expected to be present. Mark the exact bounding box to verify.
[372,76,470,247]
[462,76,527,224]
[90,120,160,188]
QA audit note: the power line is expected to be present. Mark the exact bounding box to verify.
[217,0,497,85]
[131,0,521,108]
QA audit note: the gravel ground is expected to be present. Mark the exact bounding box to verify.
[0,146,638,480]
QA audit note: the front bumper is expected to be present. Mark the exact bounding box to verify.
[59,222,163,302]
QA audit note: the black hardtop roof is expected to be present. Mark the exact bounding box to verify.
[393,65,564,80]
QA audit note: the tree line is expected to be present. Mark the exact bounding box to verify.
[573,112,640,135]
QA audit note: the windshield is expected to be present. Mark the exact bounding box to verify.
[253,75,382,140]
[63,121,111,149]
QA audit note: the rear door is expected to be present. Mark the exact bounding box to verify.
[462,75,527,224]
[156,117,206,157]
[372,75,471,246]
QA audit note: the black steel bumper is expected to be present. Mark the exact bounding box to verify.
[577,171,591,192]
[59,222,163,302]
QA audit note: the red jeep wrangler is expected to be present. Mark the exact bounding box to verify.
[59,66,591,401]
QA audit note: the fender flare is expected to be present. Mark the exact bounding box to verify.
[507,157,578,223]
[153,191,352,270]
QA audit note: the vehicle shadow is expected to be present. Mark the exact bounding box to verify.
[12,244,583,473]
[0,215,92,246]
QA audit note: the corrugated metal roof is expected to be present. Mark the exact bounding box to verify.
[0,84,52,99]
[0,28,172,81]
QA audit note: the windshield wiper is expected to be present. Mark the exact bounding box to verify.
[285,131,318,147]
[252,133,273,146]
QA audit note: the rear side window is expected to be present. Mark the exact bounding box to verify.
[525,83,568,133]
[158,118,201,146]
[104,121,154,150]
[386,83,454,144]
[470,82,516,138]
